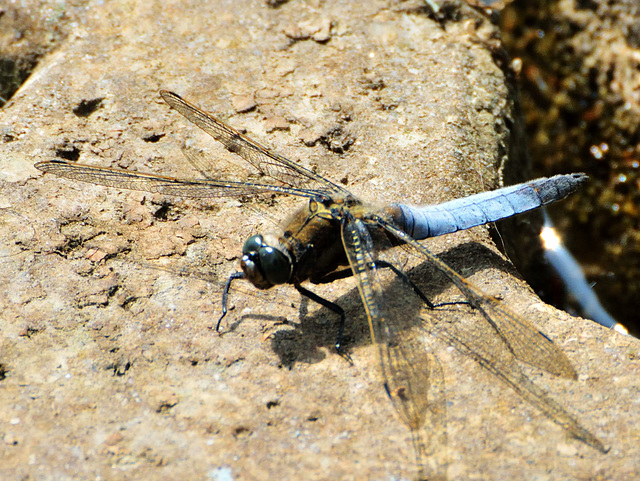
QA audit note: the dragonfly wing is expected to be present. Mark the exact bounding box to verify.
[432,306,606,452]
[375,218,605,451]
[180,145,219,180]
[340,216,448,479]
[160,91,349,195]
[377,217,577,378]
[34,160,320,199]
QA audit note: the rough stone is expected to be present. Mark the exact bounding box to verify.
[0,1,638,480]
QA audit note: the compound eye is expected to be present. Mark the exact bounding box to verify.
[241,253,270,289]
[258,246,291,285]
[243,235,264,255]
[241,254,257,278]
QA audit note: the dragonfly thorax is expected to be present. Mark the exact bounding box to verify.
[241,234,293,289]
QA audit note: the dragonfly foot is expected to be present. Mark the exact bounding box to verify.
[217,271,245,331]
[335,345,354,365]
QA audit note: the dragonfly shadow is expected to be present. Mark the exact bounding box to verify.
[212,236,604,456]
[268,239,524,370]
[233,312,334,367]
[268,290,360,369]
[407,240,526,299]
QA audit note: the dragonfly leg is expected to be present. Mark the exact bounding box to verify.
[312,268,356,284]
[315,263,440,309]
[315,264,435,308]
[374,260,436,308]
[375,260,470,310]
[216,271,245,331]
[315,263,465,312]
[294,284,351,359]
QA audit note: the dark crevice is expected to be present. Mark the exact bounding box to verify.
[318,126,354,154]
[0,54,41,108]
[0,4,75,107]
[143,133,165,143]
[232,426,251,438]
[55,143,81,161]
[156,401,177,413]
[109,360,131,376]
[153,203,171,220]
[266,0,290,7]
[73,98,104,117]
[121,296,139,310]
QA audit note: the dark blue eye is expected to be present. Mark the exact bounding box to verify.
[258,246,291,285]
[243,235,264,255]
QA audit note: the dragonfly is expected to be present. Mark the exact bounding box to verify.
[35,90,605,479]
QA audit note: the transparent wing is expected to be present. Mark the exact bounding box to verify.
[34,159,322,199]
[374,216,606,452]
[340,216,448,480]
[431,306,607,453]
[180,146,219,180]
[160,90,350,195]
[378,218,576,377]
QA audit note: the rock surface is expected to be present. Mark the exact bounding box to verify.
[1,0,639,480]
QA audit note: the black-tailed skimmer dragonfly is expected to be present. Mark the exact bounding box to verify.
[35,91,605,479]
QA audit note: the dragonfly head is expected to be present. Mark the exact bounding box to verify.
[240,234,292,289]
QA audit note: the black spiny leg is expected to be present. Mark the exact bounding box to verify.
[315,262,437,308]
[315,260,466,309]
[217,271,245,331]
[305,262,435,353]
[375,260,469,310]
[374,260,435,308]
[294,284,351,361]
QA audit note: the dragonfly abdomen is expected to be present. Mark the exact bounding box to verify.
[389,173,587,240]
